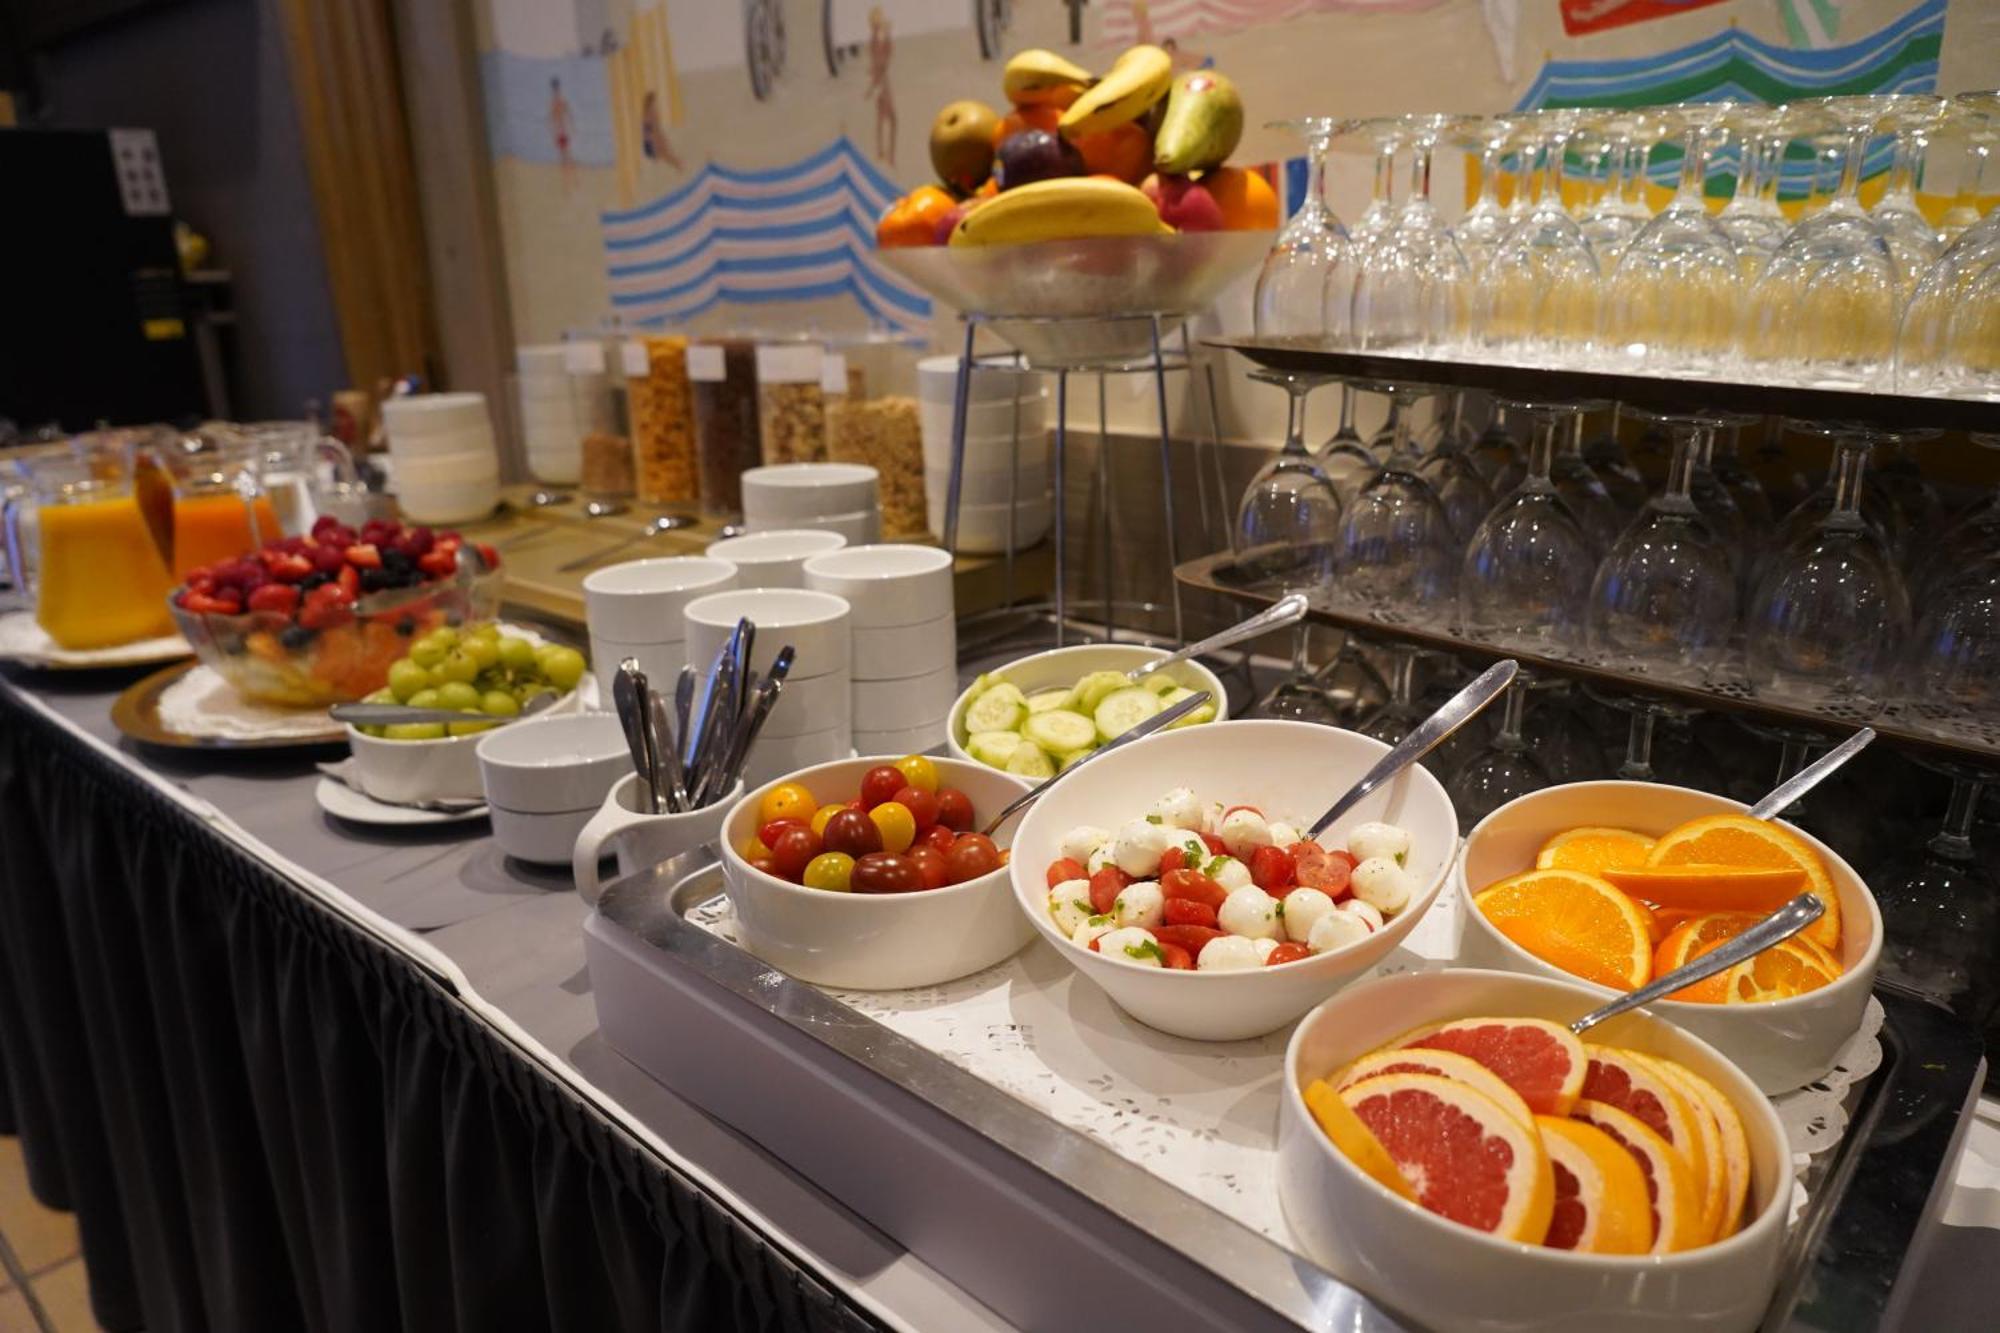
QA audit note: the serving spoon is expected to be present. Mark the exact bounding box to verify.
[1567,892,1824,1034]
[330,690,559,729]
[980,690,1213,836]
[557,514,686,572]
[1126,594,1310,684]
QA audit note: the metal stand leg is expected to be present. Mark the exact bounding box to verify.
[1002,348,1023,611]
[1098,372,1115,643]
[1053,369,1069,648]
[942,318,977,554]
[1149,316,1184,644]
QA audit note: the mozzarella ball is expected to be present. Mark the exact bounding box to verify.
[1280,887,1337,944]
[1071,916,1116,951]
[1059,825,1111,864]
[1252,936,1280,963]
[1307,909,1374,954]
[1151,787,1205,831]
[1098,926,1162,967]
[1086,843,1117,875]
[1197,934,1262,971]
[1208,856,1253,892]
[1201,801,1226,835]
[1267,820,1301,848]
[1048,881,1093,936]
[1218,807,1273,859]
[1347,821,1412,866]
[1344,899,1385,931]
[1350,856,1416,915]
[1112,880,1165,930]
[1166,830,1207,865]
[1217,885,1283,941]
[1113,819,1169,877]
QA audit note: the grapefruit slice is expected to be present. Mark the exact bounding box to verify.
[1473,869,1654,990]
[1601,865,1806,914]
[1535,827,1656,876]
[1536,1114,1652,1255]
[1647,815,1840,952]
[1579,1044,1710,1226]
[1644,1055,1752,1241]
[1303,1078,1416,1202]
[1336,1048,1536,1131]
[1625,1052,1726,1241]
[1398,1017,1586,1117]
[1569,1099,1703,1253]
[1340,1072,1554,1243]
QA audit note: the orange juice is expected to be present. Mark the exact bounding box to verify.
[35,496,178,649]
[170,492,281,577]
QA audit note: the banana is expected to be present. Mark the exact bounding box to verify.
[1058,44,1173,138]
[949,177,1171,248]
[1001,49,1093,107]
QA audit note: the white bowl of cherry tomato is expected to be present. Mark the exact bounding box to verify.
[719,753,1036,989]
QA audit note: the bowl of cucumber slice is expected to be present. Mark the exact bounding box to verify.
[948,643,1227,779]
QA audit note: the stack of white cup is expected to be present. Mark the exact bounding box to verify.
[916,356,1052,555]
[582,555,739,701]
[516,343,611,485]
[382,392,502,524]
[705,529,847,589]
[804,545,956,755]
[682,588,853,787]
[741,462,882,543]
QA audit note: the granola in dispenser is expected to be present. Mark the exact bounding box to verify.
[755,344,826,465]
[624,335,698,506]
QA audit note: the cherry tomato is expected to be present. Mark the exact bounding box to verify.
[1249,845,1296,892]
[759,818,808,849]
[822,808,884,858]
[869,801,917,853]
[1266,942,1312,966]
[1045,857,1087,888]
[944,833,1002,884]
[1293,843,1353,898]
[1157,941,1195,970]
[892,785,939,830]
[1221,804,1264,821]
[1088,865,1132,915]
[1198,832,1226,855]
[740,835,773,862]
[934,786,974,831]
[802,851,855,892]
[858,765,905,809]
[852,851,924,894]
[1162,896,1218,928]
[1160,868,1227,910]
[810,803,847,837]
[1158,846,1187,876]
[919,823,957,855]
[770,826,823,881]
[747,855,779,878]
[1153,924,1225,957]
[758,782,816,827]
[892,754,938,794]
[908,845,948,891]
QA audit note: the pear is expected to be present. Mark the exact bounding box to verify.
[1152,70,1243,175]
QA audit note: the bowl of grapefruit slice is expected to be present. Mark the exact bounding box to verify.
[1279,968,1790,1333]
[1453,781,1880,1095]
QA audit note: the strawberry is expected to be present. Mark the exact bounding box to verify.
[417,549,457,578]
[182,592,240,616]
[246,584,300,614]
[343,542,383,569]
[336,563,361,600]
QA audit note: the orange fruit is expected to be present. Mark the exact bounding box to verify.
[1303,1078,1416,1202]
[1570,1099,1705,1253]
[993,104,1062,147]
[1652,912,1764,1003]
[1643,1055,1752,1241]
[1537,1115,1653,1254]
[1340,1072,1555,1243]
[1536,826,1656,876]
[1647,814,1840,951]
[1602,864,1807,914]
[1723,939,1841,1004]
[1203,165,1280,230]
[1399,1016,1586,1117]
[1072,121,1153,184]
[874,185,956,248]
[1474,869,1656,991]
[1336,1047,1536,1130]
[1579,1045,1711,1234]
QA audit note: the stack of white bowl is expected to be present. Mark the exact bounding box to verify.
[741,463,881,543]
[582,555,738,701]
[705,529,847,590]
[804,545,957,755]
[516,343,611,485]
[381,392,502,524]
[915,356,1053,555]
[682,588,853,787]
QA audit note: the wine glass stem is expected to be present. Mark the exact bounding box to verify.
[1372,148,1395,211]
[1935,777,1983,856]
[1758,136,1786,209]
[1623,141,1650,207]
[1664,425,1700,500]
[1388,647,1418,706]
[1305,131,1334,217]
[1406,139,1434,207]
[1284,380,1312,458]
[1830,437,1869,519]
[1527,413,1561,485]
[1290,622,1313,680]
[1477,146,1503,207]
[1674,130,1708,202]
[1620,711,1657,780]
[1834,126,1869,208]
[1497,683,1528,747]
[1884,130,1922,203]
[1337,383,1356,438]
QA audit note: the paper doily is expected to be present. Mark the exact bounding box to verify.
[0,610,189,668]
[155,666,346,741]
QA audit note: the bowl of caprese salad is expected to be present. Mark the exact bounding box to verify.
[1007,720,1459,1040]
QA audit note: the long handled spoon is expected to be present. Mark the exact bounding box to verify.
[1747,727,1875,821]
[980,690,1212,836]
[1126,594,1310,684]
[556,515,683,573]
[1568,893,1825,1034]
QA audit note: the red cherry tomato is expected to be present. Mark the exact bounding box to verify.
[1158,846,1187,876]
[1160,868,1226,910]
[1249,845,1296,892]
[1221,804,1264,821]
[821,808,884,858]
[934,786,974,831]
[1162,896,1218,928]
[1046,857,1087,888]
[858,765,906,810]
[1088,865,1132,915]
[747,855,780,878]
[1158,941,1195,970]
[1198,832,1226,855]
[1293,843,1353,898]
[909,845,949,890]
[919,823,957,855]
[944,833,1002,884]
[851,851,924,894]
[1266,942,1312,966]
[1153,924,1225,957]
[770,826,823,881]
[759,818,808,848]
[893,785,939,830]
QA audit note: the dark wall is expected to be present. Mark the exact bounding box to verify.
[30,0,346,420]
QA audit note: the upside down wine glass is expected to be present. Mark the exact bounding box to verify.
[1253,118,1355,341]
[1482,110,1601,358]
[1452,116,1524,277]
[1331,382,1457,626]
[1349,113,1473,353]
[1578,112,1664,264]
[1898,96,2000,399]
[1458,400,1595,654]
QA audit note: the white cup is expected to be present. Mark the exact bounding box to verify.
[585,556,739,643]
[741,462,880,520]
[684,588,851,679]
[926,491,1054,554]
[802,545,954,628]
[383,392,491,439]
[572,774,743,905]
[588,636,684,704]
[758,668,853,738]
[392,449,501,486]
[747,509,879,546]
[852,616,955,680]
[916,355,1047,404]
[476,713,635,865]
[705,528,849,589]
[853,664,957,732]
[397,474,500,525]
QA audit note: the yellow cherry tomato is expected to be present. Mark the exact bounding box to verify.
[803,851,855,892]
[869,800,917,853]
[892,754,939,794]
[810,802,847,837]
[758,781,816,827]
[740,835,772,862]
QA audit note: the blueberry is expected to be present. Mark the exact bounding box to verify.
[300,572,331,592]
[279,626,316,651]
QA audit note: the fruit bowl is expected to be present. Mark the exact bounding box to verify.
[1455,781,1881,1095]
[878,230,1272,367]
[1007,720,1458,1040]
[1278,968,1790,1333]
[343,686,583,805]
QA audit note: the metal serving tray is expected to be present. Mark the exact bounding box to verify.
[585,849,1985,1332]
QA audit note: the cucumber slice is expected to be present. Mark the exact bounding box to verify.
[1160,686,1217,729]
[1143,671,1181,696]
[1093,686,1161,742]
[1025,687,1074,714]
[1005,742,1056,779]
[966,730,1024,767]
[1022,708,1097,755]
[1058,749,1094,772]
[964,681,1027,733]
[1072,670,1132,715]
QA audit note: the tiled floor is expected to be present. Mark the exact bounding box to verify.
[0,1138,101,1332]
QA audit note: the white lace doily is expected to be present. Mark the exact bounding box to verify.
[0,610,189,668]
[155,665,345,741]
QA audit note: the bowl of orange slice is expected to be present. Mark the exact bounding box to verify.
[1454,781,1880,1094]
[1279,968,1790,1333]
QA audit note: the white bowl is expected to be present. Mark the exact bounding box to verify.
[475,713,632,814]
[382,391,490,438]
[802,544,955,629]
[1455,781,1882,1095]
[390,448,501,485]
[853,717,950,756]
[948,642,1228,767]
[704,529,848,589]
[925,464,1052,510]
[741,462,880,519]
[851,615,956,680]
[916,355,1047,404]
[343,689,583,805]
[683,587,851,679]
[524,446,581,486]
[780,508,880,545]
[573,774,744,905]
[721,756,1033,988]
[584,556,738,644]
[1278,968,1790,1333]
[587,635,683,705]
[740,727,856,790]
[759,668,853,738]
[1008,720,1458,1040]
[489,803,601,865]
[395,475,501,525]
[918,395,1048,451]
[854,665,958,732]
[927,491,1053,554]
[920,425,1054,473]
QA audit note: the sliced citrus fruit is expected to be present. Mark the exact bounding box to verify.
[1644,1056,1752,1241]
[1340,1072,1555,1243]
[1722,938,1841,1004]
[1535,827,1657,876]
[1579,1045,1710,1230]
[1625,1052,1726,1240]
[1570,1099,1704,1253]
[1304,1078,1416,1202]
[1337,1047,1536,1131]
[1790,933,1845,975]
[1536,1114,1653,1254]
[1652,912,1764,1004]
[1647,814,1840,951]
[1398,1016,1587,1117]
[1601,864,1806,914]
[1473,869,1655,991]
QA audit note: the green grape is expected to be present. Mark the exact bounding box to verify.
[435,650,480,685]
[463,636,500,670]
[386,659,430,702]
[406,688,442,710]
[447,718,500,737]
[408,638,448,669]
[539,646,587,691]
[363,687,396,705]
[384,722,448,741]
[427,626,460,650]
[496,636,536,672]
[480,690,522,717]
[512,682,539,703]
[435,681,481,711]
[360,724,386,738]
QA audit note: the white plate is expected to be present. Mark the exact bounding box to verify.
[314,776,488,827]
[0,611,192,670]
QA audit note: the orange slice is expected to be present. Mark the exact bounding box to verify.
[1579,1045,1711,1234]
[1536,1114,1653,1254]
[1536,827,1657,876]
[1644,1056,1752,1241]
[1652,912,1765,1003]
[1570,1099,1704,1253]
[1340,1072,1555,1243]
[1474,869,1655,991]
[1647,815,1840,952]
[1304,1078,1416,1202]
[1601,864,1807,914]
[1336,1048,1537,1131]
[1722,939,1841,1004]
[1398,1016,1587,1117]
